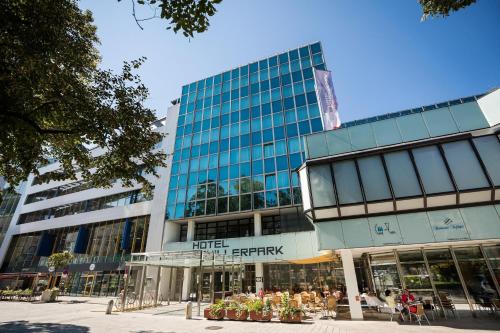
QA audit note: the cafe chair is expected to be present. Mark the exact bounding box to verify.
[409,304,430,325]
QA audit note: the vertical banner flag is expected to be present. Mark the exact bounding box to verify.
[314,69,341,130]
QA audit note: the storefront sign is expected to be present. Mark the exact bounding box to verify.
[89,263,95,271]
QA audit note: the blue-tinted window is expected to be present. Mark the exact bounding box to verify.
[241,134,250,147]
[298,120,311,135]
[266,174,276,190]
[265,158,275,173]
[270,101,281,114]
[263,129,273,143]
[251,131,262,145]
[299,46,309,57]
[252,160,263,175]
[275,140,287,155]
[240,163,251,177]
[281,74,291,85]
[279,52,289,64]
[219,166,228,180]
[311,118,323,132]
[252,145,262,159]
[286,124,298,137]
[276,156,288,171]
[274,126,285,140]
[289,153,302,169]
[270,77,280,89]
[208,169,217,182]
[289,49,299,61]
[261,103,271,116]
[230,165,239,179]
[254,192,265,209]
[266,191,278,207]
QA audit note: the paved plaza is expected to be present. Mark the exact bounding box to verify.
[0,297,499,333]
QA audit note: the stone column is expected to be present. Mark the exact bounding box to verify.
[181,220,196,301]
[254,212,262,236]
[340,249,363,320]
[253,213,263,293]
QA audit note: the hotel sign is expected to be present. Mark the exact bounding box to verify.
[192,240,284,256]
[166,231,319,263]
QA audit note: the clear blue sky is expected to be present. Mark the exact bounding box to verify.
[79,0,500,122]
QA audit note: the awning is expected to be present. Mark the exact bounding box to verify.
[288,253,339,264]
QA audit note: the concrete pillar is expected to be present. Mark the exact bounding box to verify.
[255,262,264,293]
[181,267,192,300]
[254,213,262,236]
[186,219,195,241]
[340,249,363,320]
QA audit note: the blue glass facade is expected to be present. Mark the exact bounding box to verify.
[167,42,326,219]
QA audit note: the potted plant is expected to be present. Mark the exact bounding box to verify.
[278,293,304,323]
[248,298,273,321]
[204,300,226,320]
[225,301,248,321]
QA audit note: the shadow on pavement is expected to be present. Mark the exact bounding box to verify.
[0,320,90,332]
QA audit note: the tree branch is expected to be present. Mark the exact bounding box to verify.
[1,112,80,135]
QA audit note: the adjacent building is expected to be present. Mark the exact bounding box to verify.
[0,113,177,296]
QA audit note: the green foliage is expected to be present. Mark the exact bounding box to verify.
[47,251,74,269]
[0,0,166,194]
[133,0,223,37]
[246,298,264,312]
[209,299,226,317]
[279,293,303,318]
[419,0,476,20]
[263,298,273,314]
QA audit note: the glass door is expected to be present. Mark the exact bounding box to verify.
[398,250,434,300]
[424,249,467,303]
[453,247,499,307]
[370,253,401,298]
[82,274,95,296]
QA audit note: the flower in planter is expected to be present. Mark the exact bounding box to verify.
[278,293,304,323]
[247,298,273,321]
[205,300,226,320]
[225,301,248,320]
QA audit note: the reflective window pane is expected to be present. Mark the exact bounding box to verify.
[442,140,489,190]
[384,151,422,198]
[473,136,500,186]
[357,156,391,201]
[309,165,336,207]
[332,160,363,204]
[412,145,454,194]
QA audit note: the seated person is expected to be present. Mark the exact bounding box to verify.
[379,289,397,313]
[401,289,417,314]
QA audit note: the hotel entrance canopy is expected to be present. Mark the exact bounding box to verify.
[128,250,242,269]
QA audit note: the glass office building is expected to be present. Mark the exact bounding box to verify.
[167,42,326,220]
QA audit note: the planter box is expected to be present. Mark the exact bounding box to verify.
[249,310,272,322]
[279,313,302,323]
[204,308,225,320]
[226,309,248,321]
